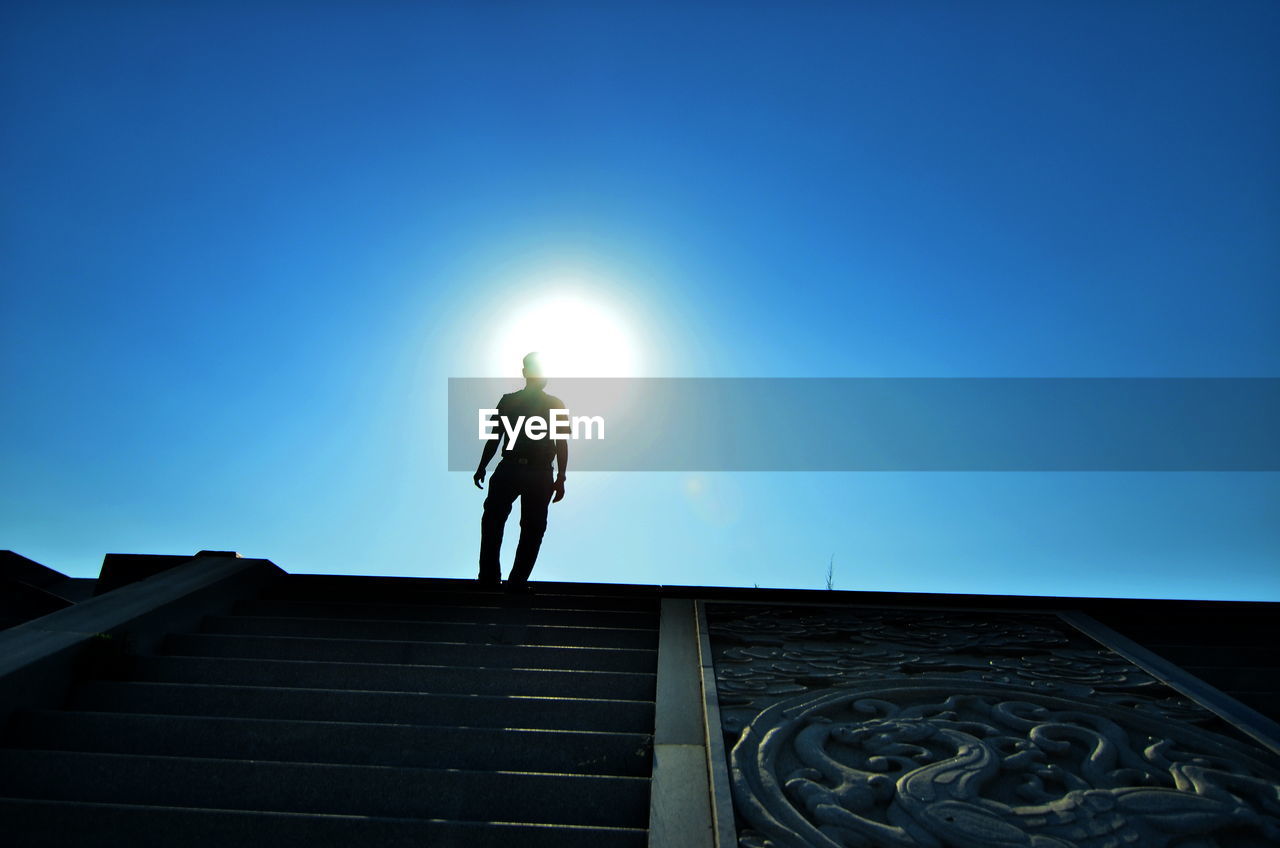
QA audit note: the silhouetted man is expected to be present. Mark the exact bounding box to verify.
[473,352,566,592]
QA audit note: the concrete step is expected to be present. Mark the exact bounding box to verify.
[202,614,659,649]
[162,632,657,673]
[264,574,657,612]
[0,748,650,828]
[69,680,655,733]
[0,797,647,848]
[129,655,656,700]
[233,598,658,630]
[4,710,652,776]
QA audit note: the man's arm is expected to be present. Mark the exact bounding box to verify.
[553,437,567,503]
[474,403,503,489]
[549,397,567,503]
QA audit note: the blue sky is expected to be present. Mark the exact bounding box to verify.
[3,1,1277,599]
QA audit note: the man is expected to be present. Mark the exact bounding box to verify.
[473,352,567,592]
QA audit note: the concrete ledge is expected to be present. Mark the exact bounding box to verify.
[1061,610,1280,755]
[649,744,714,847]
[649,599,713,848]
[95,553,209,596]
[0,555,284,726]
[694,601,736,848]
[0,551,72,592]
[0,577,73,619]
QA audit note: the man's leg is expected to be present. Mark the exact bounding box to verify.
[507,467,554,586]
[479,463,518,584]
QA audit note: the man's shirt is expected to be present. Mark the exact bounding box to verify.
[495,387,565,464]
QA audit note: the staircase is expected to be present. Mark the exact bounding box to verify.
[0,574,660,847]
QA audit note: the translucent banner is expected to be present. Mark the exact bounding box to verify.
[447,378,1280,471]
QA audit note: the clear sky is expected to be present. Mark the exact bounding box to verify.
[3,2,1277,599]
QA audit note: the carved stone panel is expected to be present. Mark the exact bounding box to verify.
[707,604,1280,847]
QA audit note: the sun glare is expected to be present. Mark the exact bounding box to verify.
[490,292,640,378]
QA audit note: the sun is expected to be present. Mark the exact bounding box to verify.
[489,292,640,378]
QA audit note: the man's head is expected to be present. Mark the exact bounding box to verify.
[522,351,547,390]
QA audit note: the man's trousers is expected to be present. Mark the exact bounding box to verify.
[479,458,554,585]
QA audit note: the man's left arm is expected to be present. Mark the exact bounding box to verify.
[552,400,567,503]
[553,437,567,503]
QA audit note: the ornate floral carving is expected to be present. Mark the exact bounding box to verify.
[708,605,1214,734]
[731,680,1280,848]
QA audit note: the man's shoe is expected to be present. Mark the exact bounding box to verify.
[477,576,501,591]
[503,581,534,596]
